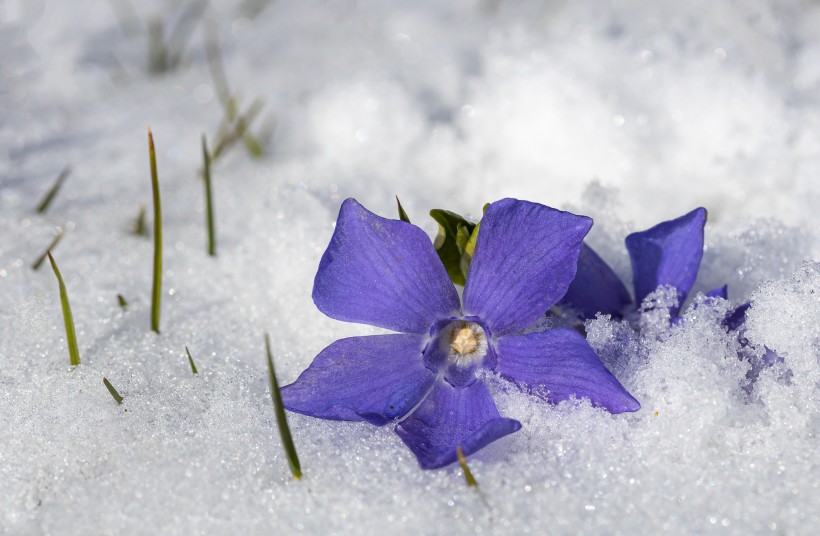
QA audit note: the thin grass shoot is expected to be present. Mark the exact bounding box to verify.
[265,333,302,479]
[133,204,148,236]
[148,127,163,334]
[103,377,124,404]
[185,346,199,375]
[35,166,71,214]
[47,252,80,366]
[201,134,216,256]
[32,230,65,270]
[456,445,478,487]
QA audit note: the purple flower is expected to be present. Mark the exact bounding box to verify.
[282,198,640,469]
[561,207,711,319]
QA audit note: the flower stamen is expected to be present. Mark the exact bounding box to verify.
[450,326,479,355]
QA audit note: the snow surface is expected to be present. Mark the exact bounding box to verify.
[1,0,819,534]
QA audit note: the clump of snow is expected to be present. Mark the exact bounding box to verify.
[1,0,818,534]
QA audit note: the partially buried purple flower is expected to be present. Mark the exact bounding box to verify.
[561,207,713,319]
[282,198,640,469]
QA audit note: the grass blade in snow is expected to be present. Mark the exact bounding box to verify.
[133,204,148,236]
[32,230,65,270]
[117,294,128,310]
[103,377,124,404]
[47,252,80,366]
[201,134,216,256]
[265,333,302,479]
[456,446,478,487]
[36,166,71,214]
[185,346,199,375]
[148,128,163,333]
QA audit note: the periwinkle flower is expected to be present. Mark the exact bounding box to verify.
[282,198,640,469]
[561,207,711,320]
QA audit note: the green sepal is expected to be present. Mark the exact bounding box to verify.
[396,196,411,223]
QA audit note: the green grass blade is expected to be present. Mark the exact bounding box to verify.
[47,252,80,366]
[146,18,167,73]
[201,134,216,256]
[265,333,302,479]
[103,377,124,404]
[396,196,411,223]
[205,23,234,116]
[36,166,71,214]
[148,127,163,334]
[241,131,265,158]
[117,294,128,310]
[456,446,478,487]
[185,346,198,375]
[165,0,208,70]
[133,204,148,236]
[32,230,65,270]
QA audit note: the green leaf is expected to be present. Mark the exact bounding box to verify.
[396,196,411,223]
[456,445,478,487]
[458,203,488,280]
[185,346,199,375]
[429,209,475,286]
[455,223,470,251]
[117,294,128,310]
[148,128,163,334]
[103,377,124,404]
[265,333,302,479]
[47,252,80,366]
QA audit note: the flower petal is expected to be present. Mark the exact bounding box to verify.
[707,285,728,300]
[395,380,521,469]
[724,301,750,332]
[313,198,460,334]
[560,243,632,318]
[463,199,593,336]
[281,334,436,426]
[625,207,707,316]
[497,328,640,413]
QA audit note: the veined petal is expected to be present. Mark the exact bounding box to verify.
[395,380,521,469]
[281,334,436,426]
[463,199,592,336]
[625,207,707,316]
[313,198,460,334]
[561,243,632,318]
[497,328,640,414]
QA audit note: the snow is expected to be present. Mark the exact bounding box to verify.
[1,0,818,534]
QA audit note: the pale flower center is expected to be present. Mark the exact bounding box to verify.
[440,321,487,368]
[450,327,479,355]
